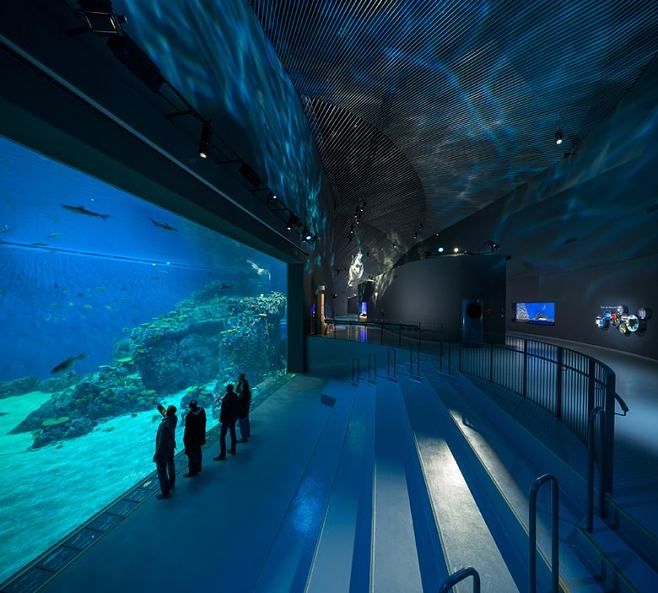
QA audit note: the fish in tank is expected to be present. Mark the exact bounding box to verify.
[0,135,288,583]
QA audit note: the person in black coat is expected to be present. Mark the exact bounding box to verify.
[214,384,238,461]
[183,399,206,477]
[236,373,251,443]
[154,404,177,499]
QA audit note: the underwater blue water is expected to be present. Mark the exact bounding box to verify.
[0,135,288,583]
[514,301,555,325]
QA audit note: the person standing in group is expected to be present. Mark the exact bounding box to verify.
[214,384,238,461]
[154,403,177,499]
[236,373,251,443]
[183,399,207,477]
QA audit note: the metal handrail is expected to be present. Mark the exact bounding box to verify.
[387,347,397,379]
[368,352,376,383]
[319,324,621,493]
[529,474,560,593]
[351,358,360,385]
[614,393,629,416]
[438,567,481,593]
[587,407,606,532]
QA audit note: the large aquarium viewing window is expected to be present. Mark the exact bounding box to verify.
[513,302,556,325]
[0,136,288,582]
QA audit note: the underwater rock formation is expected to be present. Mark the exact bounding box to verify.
[130,287,286,393]
[11,358,157,447]
[0,376,39,399]
[0,372,79,399]
[10,286,286,448]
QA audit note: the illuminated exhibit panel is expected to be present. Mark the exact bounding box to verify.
[0,136,287,583]
[595,305,651,335]
[513,302,556,325]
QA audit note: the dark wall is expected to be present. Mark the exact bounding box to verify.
[375,255,506,340]
[509,253,658,359]
[407,55,658,359]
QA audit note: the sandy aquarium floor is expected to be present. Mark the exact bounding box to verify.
[0,390,188,583]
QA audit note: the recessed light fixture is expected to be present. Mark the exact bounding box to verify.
[453,247,459,253]
[438,247,444,253]
[555,130,563,145]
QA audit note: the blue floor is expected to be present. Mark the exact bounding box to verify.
[6,338,657,593]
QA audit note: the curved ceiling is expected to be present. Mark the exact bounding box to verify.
[250,0,658,245]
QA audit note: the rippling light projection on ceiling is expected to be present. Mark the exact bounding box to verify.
[114,0,328,243]
[250,0,658,238]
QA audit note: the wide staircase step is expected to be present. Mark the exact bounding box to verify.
[576,515,658,593]
[449,367,658,593]
[371,378,424,593]
[304,381,376,593]
[399,373,519,593]
[421,363,606,593]
[252,380,356,593]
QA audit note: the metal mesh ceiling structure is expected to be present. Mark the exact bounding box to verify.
[250,0,658,255]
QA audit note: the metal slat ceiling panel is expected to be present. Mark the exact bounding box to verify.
[250,0,658,264]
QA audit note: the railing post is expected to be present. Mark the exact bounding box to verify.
[522,339,528,397]
[529,474,559,593]
[380,321,384,345]
[439,341,443,372]
[409,344,413,374]
[604,371,616,495]
[448,343,452,374]
[489,342,494,382]
[418,321,422,353]
[458,343,463,372]
[398,324,402,346]
[387,348,396,380]
[587,407,606,532]
[439,567,481,593]
[352,358,360,385]
[587,358,596,416]
[368,353,376,383]
[555,346,563,418]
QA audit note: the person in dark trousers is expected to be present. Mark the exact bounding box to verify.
[213,384,238,461]
[154,404,177,499]
[183,399,206,477]
[236,373,251,443]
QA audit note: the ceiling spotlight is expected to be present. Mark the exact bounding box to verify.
[453,247,459,253]
[438,247,444,253]
[272,194,277,200]
[286,213,298,231]
[75,0,127,35]
[555,130,563,145]
[198,120,211,158]
[305,232,313,241]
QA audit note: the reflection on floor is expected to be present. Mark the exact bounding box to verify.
[4,343,658,593]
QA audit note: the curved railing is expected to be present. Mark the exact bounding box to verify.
[322,318,619,493]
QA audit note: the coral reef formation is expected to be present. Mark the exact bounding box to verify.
[4,286,286,448]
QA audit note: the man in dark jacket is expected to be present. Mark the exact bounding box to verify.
[183,400,206,477]
[153,404,177,499]
[214,384,238,461]
[236,373,251,443]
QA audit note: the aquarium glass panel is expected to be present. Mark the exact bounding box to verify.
[0,136,287,582]
[513,302,556,325]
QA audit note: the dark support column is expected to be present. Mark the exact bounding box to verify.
[287,262,305,373]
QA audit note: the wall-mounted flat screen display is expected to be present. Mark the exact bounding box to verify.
[514,302,556,325]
